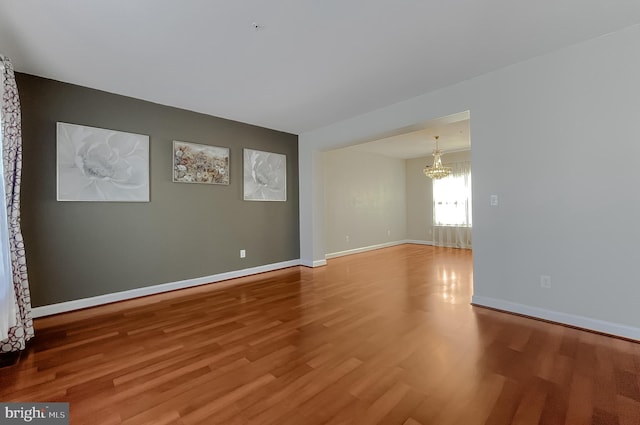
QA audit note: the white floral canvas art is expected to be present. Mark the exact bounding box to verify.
[243,149,286,201]
[56,122,149,202]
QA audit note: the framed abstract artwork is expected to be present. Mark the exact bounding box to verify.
[56,122,149,202]
[173,141,229,185]
[243,148,286,201]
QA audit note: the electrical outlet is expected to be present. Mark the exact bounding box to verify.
[540,275,551,288]
[387,229,391,236]
[240,249,246,258]
[345,235,350,243]
[490,195,499,206]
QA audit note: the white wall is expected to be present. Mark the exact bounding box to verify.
[324,148,406,254]
[299,24,640,339]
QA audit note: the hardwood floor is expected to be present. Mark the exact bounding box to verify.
[1,245,639,424]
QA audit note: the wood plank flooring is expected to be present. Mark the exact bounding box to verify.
[1,245,639,424]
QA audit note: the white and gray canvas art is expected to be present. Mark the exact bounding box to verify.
[57,122,149,202]
[243,149,286,201]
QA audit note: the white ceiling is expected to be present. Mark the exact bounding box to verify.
[350,113,470,159]
[1,1,640,134]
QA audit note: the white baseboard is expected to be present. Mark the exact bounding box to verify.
[404,240,434,246]
[407,239,471,249]
[472,295,640,341]
[325,240,408,259]
[32,259,301,318]
[299,259,327,268]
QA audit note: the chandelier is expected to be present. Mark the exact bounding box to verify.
[423,136,451,179]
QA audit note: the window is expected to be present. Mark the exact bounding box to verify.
[433,162,472,227]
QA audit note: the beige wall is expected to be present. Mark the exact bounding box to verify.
[325,148,470,253]
[405,158,433,242]
[324,148,406,254]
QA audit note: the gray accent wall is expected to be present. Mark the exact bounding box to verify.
[17,73,299,307]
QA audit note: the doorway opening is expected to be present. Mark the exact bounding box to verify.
[322,111,472,255]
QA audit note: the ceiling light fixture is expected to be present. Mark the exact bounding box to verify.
[423,136,451,179]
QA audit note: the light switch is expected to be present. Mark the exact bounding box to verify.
[490,195,499,206]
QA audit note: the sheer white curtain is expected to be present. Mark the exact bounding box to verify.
[432,160,472,248]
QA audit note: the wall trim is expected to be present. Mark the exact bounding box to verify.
[325,240,408,259]
[404,240,433,246]
[300,259,327,267]
[32,259,301,318]
[472,295,640,341]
